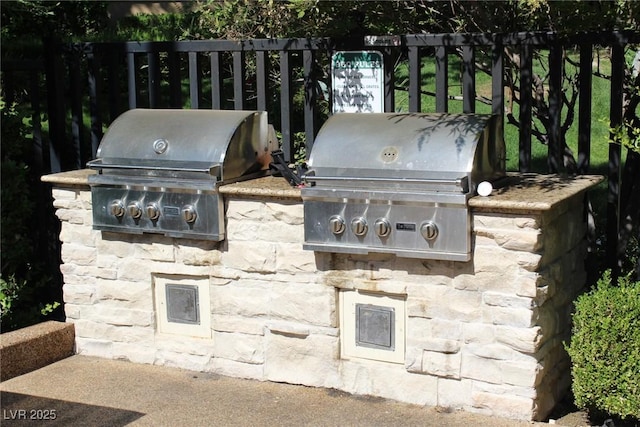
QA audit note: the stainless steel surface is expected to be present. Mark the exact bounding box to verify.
[88,109,271,181]
[305,113,504,192]
[87,109,275,241]
[302,112,505,261]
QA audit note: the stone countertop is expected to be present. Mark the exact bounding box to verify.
[468,173,604,214]
[41,170,603,213]
[41,168,95,188]
[219,175,302,200]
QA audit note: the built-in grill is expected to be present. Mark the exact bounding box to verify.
[302,113,505,261]
[87,109,275,241]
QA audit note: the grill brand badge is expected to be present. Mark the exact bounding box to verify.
[153,138,169,154]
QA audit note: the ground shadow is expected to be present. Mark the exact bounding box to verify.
[1,392,145,426]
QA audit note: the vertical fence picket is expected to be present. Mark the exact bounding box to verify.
[408,45,421,112]
[435,46,448,113]
[233,51,246,110]
[127,52,137,109]
[210,52,223,109]
[461,45,475,114]
[608,42,624,278]
[519,43,533,172]
[279,50,293,161]
[577,43,593,174]
[303,49,316,154]
[69,51,84,170]
[188,51,200,109]
[168,51,182,108]
[547,42,563,173]
[86,48,102,161]
[147,52,161,108]
[256,51,268,112]
[491,37,504,117]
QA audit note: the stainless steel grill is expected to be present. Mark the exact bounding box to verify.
[87,109,275,240]
[302,113,505,261]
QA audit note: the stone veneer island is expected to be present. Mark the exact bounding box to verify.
[42,170,601,421]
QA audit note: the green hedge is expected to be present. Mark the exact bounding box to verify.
[566,270,640,420]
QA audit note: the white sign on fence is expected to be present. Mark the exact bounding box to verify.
[331,51,384,113]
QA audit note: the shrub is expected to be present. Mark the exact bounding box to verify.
[566,270,640,420]
[0,99,60,333]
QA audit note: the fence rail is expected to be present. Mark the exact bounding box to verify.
[1,30,638,278]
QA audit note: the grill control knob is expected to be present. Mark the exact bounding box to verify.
[145,203,160,221]
[110,200,125,218]
[182,205,197,224]
[420,221,439,241]
[351,217,368,236]
[374,218,391,237]
[329,215,346,235]
[127,201,143,219]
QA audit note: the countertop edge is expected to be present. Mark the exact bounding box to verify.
[41,171,604,212]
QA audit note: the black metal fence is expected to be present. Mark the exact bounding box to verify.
[1,31,638,278]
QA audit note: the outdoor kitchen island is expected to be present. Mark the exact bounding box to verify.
[43,170,601,421]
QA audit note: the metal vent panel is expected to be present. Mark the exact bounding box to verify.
[166,284,200,325]
[356,304,395,351]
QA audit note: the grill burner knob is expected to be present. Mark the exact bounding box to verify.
[351,217,368,236]
[329,215,346,235]
[110,200,125,218]
[182,205,197,224]
[145,203,160,221]
[127,201,143,219]
[374,218,391,237]
[420,221,439,241]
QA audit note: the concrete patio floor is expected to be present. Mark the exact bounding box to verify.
[0,355,585,426]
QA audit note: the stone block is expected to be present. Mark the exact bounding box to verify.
[208,356,265,380]
[81,305,154,327]
[155,334,215,356]
[495,325,543,354]
[264,330,339,388]
[154,350,211,372]
[213,331,264,364]
[96,279,152,309]
[111,342,156,364]
[264,202,304,224]
[212,280,271,317]
[225,200,266,221]
[471,390,535,421]
[482,305,536,327]
[0,321,75,381]
[421,350,462,379]
[483,292,534,309]
[437,377,473,409]
[407,287,482,322]
[61,243,96,266]
[75,336,113,358]
[133,241,175,262]
[62,283,97,305]
[275,243,317,273]
[212,315,265,335]
[220,241,277,273]
[268,281,334,326]
[59,223,98,247]
[462,323,496,345]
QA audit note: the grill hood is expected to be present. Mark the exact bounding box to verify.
[306,113,505,193]
[88,109,271,182]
